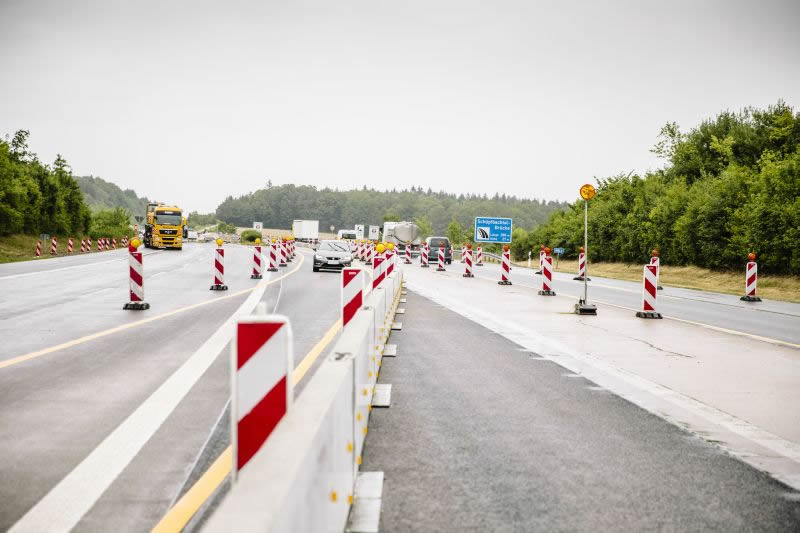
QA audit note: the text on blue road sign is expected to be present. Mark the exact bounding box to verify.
[474,217,513,243]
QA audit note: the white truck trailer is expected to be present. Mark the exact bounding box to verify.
[292,219,319,242]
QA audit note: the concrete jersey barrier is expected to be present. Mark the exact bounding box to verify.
[204,266,403,532]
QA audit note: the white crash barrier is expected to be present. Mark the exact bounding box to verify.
[205,268,403,532]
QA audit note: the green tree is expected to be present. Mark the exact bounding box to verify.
[446,218,464,245]
[414,216,433,239]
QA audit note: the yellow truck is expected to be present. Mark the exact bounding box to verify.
[144,202,186,249]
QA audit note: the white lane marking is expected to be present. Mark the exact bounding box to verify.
[0,251,166,281]
[406,277,800,491]
[474,269,800,348]
[8,270,273,533]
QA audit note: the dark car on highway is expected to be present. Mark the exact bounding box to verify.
[426,236,453,264]
[313,240,354,272]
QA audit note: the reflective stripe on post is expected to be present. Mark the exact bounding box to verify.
[231,315,293,479]
[342,268,364,328]
[636,264,662,318]
[372,255,386,289]
[539,255,555,295]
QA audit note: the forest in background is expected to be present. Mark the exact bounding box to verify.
[215,184,568,237]
[521,101,800,275]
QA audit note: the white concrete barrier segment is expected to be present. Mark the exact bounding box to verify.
[232,315,293,479]
[206,266,403,532]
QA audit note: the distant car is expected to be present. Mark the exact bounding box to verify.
[187,230,198,242]
[426,236,453,264]
[313,240,353,272]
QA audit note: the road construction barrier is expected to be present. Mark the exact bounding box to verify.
[636,264,662,318]
[124,240,149,310]
[231,315,293,478]
[35,240,41,257]
[80,239,86,253]
[122,236,128,247]
[211,245,228,290]
[279,240,287,268]
[267,242,278,272]
[87,237,92,252]
[650,250,663,290]
[498,245,512,285]
[386,249,394,277]
[420,243,429,268]
[111,237,117,250]
[372,252,386,289]
[463,244,474,278]
[67,238,73,253]
[205,259,403,533]
[573,248,590,281]
[404,243,411,264]
[252,246,263,279]
[436,244,446,271]
[50,237,57,255]
[741,253,762,302]
[539,252,555,296]
[342,268,364,328]
[476,245,483,266]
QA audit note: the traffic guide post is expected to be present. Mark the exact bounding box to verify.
[575,184,597,315]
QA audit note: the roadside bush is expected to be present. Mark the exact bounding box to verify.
[240,229,261,243]
[89,207,133,239]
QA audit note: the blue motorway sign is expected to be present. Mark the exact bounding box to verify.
[553,247,565,255]
[474,217,513,244]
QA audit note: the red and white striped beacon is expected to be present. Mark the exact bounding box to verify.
[740,252,762,302]
[436,243,446,272]
[123,237,149,310]
[372,244,386,289]
[498,245,512,285]
[231,314,293,479]
[211,238,228,290]
[404,241,412,264]
[476,245,483,266]
[342,268,364,328]
[251,240,263,279]
[268,240,279,272]
[34,240,42,257]
[650,249,663,290]
[463,243,474,278]
[279,239,287,267]
[50,236,58,255]
[420,243,429,268]
[573,246,590,281]
[635,264,662,318]
[538,248,556,296]
[67,238,74,253]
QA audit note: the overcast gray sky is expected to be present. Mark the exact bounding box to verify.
[2,0,798,213]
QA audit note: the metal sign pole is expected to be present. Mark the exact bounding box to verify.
[584,200,589,303]
[575,185,597,315]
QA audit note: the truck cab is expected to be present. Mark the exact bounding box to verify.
[145,203,185,249]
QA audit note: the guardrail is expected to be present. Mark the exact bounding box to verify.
[204,266,403,531]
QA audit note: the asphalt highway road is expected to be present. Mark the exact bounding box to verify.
[0,244,343,532]
[466,259,800,345]
[363,289,800,531]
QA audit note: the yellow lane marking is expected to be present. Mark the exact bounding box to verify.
[292,318,342,385]
[0,252,305,371]
[151,447,233,533]
[151,314,342,533]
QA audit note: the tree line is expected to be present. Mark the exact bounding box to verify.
[519,101,800,275]
[215,183,569,237]
[0,131,133,239]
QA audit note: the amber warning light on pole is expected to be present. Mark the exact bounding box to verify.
[576,184,597,315]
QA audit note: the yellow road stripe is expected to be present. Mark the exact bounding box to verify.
[0,253,305,371]
[151,314,342,533]
[151,447,233,533]
[292,319,342,385]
